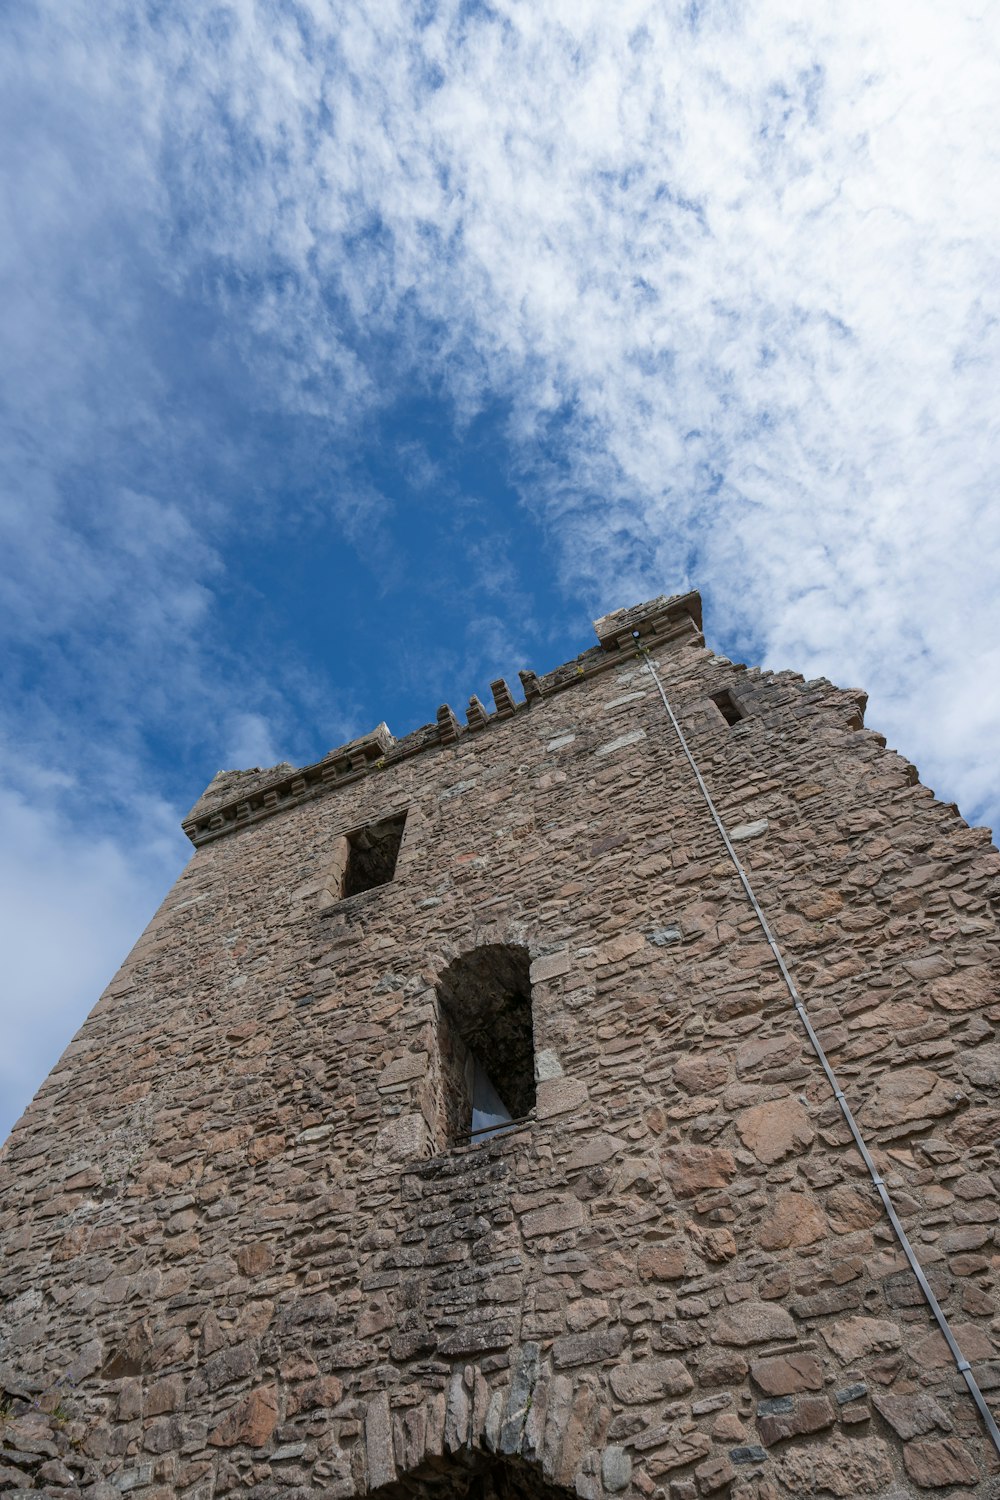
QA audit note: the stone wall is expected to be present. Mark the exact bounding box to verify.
[1,591,999,1499]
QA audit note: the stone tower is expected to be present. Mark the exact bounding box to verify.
[1,590,999,1500]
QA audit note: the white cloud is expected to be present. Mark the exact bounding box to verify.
[223,711,284,771]
[0,780,184,1141]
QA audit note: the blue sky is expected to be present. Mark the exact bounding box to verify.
[2,0,999,1139]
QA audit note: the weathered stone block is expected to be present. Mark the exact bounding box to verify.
[600,1445,631,1492]
[364,1392,395,1489]
[903,1436,980,1488]
[636,1242,687,1282]
[821,1317,903,1364]
[715,1302,796,1347]
[872,1391,952,1439]
[736,1097,814,1164]
[749,1353,824,1396]
[756,1394,835,1446]
[207,1386,278,1448]
[521,1198,586,1238]
[661,1145,736,1198]
[757,1191,826,1250]
[608,1358,694,1403]
[551,1329,626,1369]
[773,1435,895,1496]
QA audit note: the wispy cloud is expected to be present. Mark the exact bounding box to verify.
[0,781,174,1137]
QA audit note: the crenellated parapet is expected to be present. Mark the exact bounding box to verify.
[182,590,704,847]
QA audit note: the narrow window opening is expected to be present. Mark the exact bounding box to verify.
[712,690,744,727]
[436,944,535,1146]
[341,811,407,897]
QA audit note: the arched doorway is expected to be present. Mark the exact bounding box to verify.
[371,1450,575,1500]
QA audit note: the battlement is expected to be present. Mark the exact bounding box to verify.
[182,589,703,846]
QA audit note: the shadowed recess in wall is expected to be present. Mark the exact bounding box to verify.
[370,1451,575,1500]
[342,811,408,897]
[437,943,535,1142]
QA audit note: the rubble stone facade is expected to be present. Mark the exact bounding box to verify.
[1,590,999,1499]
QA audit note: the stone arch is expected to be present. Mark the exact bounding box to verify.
[359,1353,616,1500]
[428,915,538,976]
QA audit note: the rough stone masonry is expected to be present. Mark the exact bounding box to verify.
[1,590,999,1500]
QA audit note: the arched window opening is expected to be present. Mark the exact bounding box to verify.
[370,1448,574,1500]
[436,944,535,1145]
